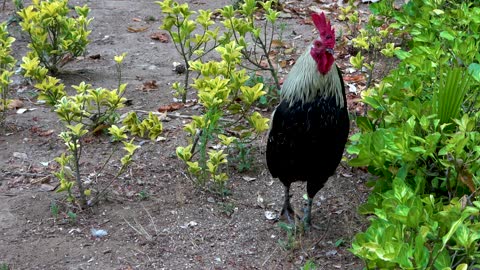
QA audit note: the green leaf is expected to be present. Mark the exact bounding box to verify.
[439,31,455,41]
[468,63,480,82]
[394,49,411,60]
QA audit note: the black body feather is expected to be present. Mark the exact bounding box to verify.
[266,66,349,199]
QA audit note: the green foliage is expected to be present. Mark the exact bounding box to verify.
[349,1,480,268]
[0,22,16,127]
[0,263,9,270]
[230,139,253,172]
[158,0,281,105]
[66,210,77,224]
[351,179,480,269]
[277,222,302,251]
[137,190,150,201]
[157,0,223,102]
[301,260,317,270]
[176,40,269,195]
[22,54,162,208]
[18,0,92,74]
[348,8,399,87]
[158,0,282,194]
[50,201,59,219]
[222,0,282,93]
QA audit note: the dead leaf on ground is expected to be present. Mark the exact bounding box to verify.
[136,80,158,91]
[127,26,149,33]
[343,74,366,83]
[31,176,51,184]
[259,60,269,68]
[243,176,256,182]
[40,183,57,191]
[8,99,23,110]
[91,124,110,135]
[158,102,184,112]
[150,32,169,43]
[458,166,476,194]
[132,17,142,22]
[89,54,101,59]
[271,39,288,48]
[38,129,54,137]
[30,126,54,137]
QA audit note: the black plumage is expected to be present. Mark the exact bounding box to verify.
[266,66,349,225]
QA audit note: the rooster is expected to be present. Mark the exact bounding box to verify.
[266,12,349,227]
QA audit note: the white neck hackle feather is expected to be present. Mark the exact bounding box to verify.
[280,47,344,108]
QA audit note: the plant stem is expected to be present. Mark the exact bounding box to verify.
[72,137,87,208]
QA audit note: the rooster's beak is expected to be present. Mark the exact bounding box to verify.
[326,48,334,55]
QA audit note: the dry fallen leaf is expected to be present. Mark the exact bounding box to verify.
[158,102,184,113]
[343,74,366,83]
[91,124,110,136]
[40,183,57,191]
[243,176,256,182]
[137,80,158,91]
[132,17,142,22]
[8,99,23,110]
[150,32,169,43]
[271,39,288,48]
[127,26,149,33]
[89,54,101,60]
[38,129,54,137]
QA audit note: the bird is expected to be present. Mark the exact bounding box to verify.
[266,12,349,227]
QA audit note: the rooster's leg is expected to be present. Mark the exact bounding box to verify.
[304,180,324,230]
[303,197,313,226]
[281,184,295,224]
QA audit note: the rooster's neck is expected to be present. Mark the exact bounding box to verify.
[280,48,344,107]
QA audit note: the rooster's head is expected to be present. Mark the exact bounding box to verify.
[310,12,335,75]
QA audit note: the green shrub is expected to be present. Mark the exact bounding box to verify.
[159,0,273,195]
[22,54,162,208]
[18,0,92,74]
[348,0,480,268]
[0,22,16,127]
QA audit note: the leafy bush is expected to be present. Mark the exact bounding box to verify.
[176,40,268,194]
[0,22,16,127]
[22,54,162,208]
[159,0,274,195]
[158,0,225,102]
[348,0,480,268]
[18,0,92,74]
[158,0,281,104]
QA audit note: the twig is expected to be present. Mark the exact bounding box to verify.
[310,213,332,249]
[1,171,49,178]
[123,216,153,241]
[142,204,159,235]
[132,110,236,123]
[262,246,279,267]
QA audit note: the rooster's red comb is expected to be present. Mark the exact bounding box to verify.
[312,12,335,43]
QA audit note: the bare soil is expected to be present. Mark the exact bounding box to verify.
[1,0,373,269]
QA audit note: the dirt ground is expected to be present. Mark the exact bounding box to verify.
[1,0,374,269]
